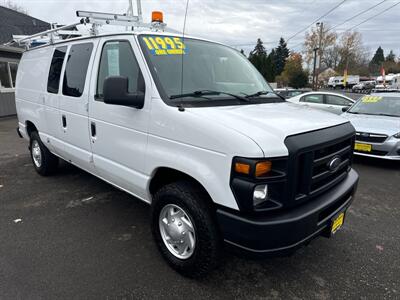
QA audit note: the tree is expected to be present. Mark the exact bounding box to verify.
[249,38,275,82]
[272,37,289,76]
[240,49,245,56]
[277,53,309,88]
[386,50,396,62]
[323,46,341,69]
[336,31,366,74]
[2,0,28,14]
[304,24,337,69]
[371,46,385,65]
[369,46,385,74]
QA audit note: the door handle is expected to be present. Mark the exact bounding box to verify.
[62,115,67,128]
[90,122,96,139]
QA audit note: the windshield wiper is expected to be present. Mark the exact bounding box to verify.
[170,90,249,102]
[245,90,285,101]
[245,91,274,98]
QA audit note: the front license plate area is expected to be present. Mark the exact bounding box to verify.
[354,143,372,152]
[331,211,345,235]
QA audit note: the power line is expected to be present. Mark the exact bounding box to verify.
[290,1,400,51]
[286,0,348,42]
[345,1,400,31]
[328,0,388,31]
[231,1,347,48]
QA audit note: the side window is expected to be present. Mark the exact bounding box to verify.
[96,40,143,100]
[326,95,351,106]
[62,43,93,97]
[301,94,323,104]
[47,46,67,94]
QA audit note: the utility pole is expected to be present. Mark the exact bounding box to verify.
[315,22,323,90]
[312,47,319,90]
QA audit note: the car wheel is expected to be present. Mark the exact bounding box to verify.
[29,131,58,176]
[151,180,221,278]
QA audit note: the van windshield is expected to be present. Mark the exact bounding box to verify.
[139,35,279,106]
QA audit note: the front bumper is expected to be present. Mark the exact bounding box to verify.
[217,169,358,257]
[354,138,400,160]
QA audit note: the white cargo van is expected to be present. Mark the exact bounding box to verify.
[15,12,359,277]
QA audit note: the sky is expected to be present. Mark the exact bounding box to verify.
[3,0,400,57]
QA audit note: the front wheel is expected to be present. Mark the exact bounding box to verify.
[151,180,221,278]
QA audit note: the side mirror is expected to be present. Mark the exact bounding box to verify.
[342,106,350,112]
[103,76,144,108]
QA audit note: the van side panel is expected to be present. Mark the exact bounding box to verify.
[16,47,53,141]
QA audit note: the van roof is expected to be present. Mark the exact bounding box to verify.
[23,30,223,52]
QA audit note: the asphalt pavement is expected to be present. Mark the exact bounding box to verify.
[0,116,399,300]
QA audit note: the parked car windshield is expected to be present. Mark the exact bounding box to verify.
[139,35,279,106]
[348,95,400,117]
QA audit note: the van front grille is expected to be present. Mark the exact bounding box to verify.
[309,138,353,197]
[284,122,356,209]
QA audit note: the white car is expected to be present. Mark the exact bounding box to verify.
[15,10,359,277]
[287,91,355,115]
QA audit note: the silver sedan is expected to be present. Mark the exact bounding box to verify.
[342,93,400,160]
[287,91,355,115]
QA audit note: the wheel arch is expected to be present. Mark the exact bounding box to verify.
[148,167,215,207]
[25,120,38,137]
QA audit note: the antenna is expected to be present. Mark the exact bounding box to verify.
[180,0,190,95]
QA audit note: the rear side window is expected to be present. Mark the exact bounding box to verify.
[301,94,323,104]
[96,40,143,100]
[326,95,352,106]
[63,43,93,97]
[47,46,67,93]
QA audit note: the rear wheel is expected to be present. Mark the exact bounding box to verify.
[151,180,221,278]
[29,131,58,176]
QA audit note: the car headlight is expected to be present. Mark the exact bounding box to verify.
[394,132,400,139]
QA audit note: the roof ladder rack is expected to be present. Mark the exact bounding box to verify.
[76,10,166,35]
[16,19,87,49]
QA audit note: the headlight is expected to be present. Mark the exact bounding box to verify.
[394,132,400,139]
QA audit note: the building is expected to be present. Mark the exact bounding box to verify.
[0,6,50,117]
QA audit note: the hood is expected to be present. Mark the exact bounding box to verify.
[188,102,348,157]
[342,113,400,136]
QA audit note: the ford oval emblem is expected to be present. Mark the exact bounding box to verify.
[328,156,342,172]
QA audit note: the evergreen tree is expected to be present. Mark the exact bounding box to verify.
[249,38,274,82]
[370,46,385,65]
[369,46,385,74]
[386,50,396,62]
[240,49,245,56]
[272,37,290,76]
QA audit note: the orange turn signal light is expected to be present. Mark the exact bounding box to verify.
[255,161,272,177]
[152,11,163,23]
[235,162,250,175]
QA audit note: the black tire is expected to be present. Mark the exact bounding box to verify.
[29,131,58,176]
[151,180,221,278]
